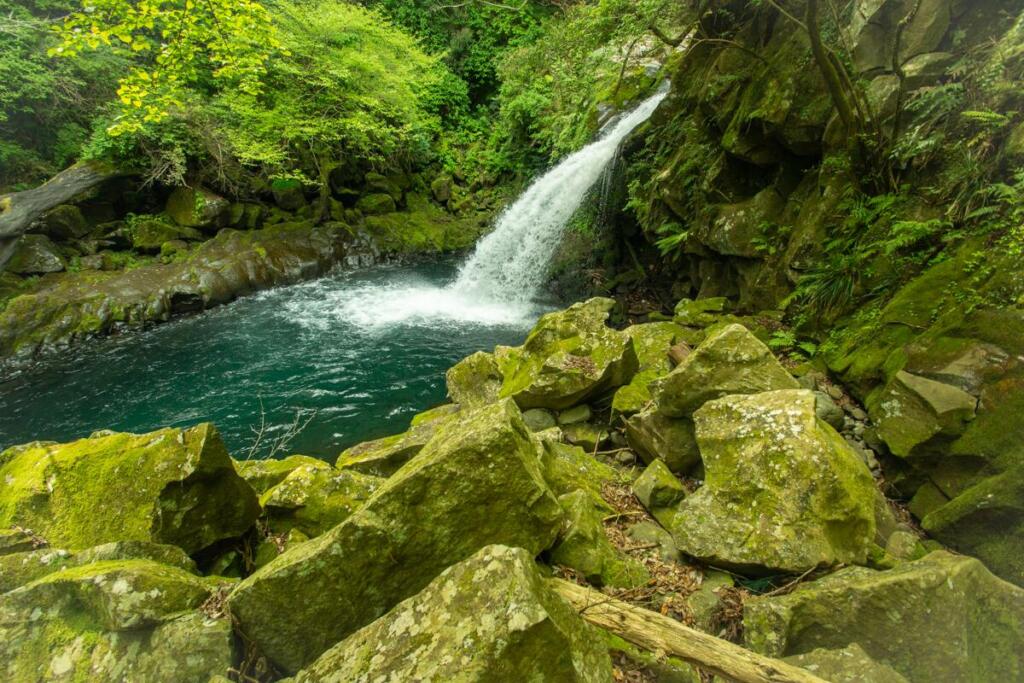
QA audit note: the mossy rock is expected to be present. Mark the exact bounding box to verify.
[6,235,66,275]
[0,423,260,555]
[784,644,909,683]
[260,464,384,538]
[868,370,977,457]
[355,192,397,216]
[233,454,328,495]
[612,322,686,416]
[129,217,203,253]
[632,459,686,512]
[744,551,1024,682]
[550,490,649,588]
[291,545,613,682]
[498,298,639,410]
[624,406,701,474]
[537,433,620,505]
[165,186,229,229]
[670,390,879,573]
[652,323,799,418]
[271,178,307,211]
[446,350,503,408]
[40,205,90,240]
[0,558,234,682]
[337,408,458,477]
[227,400,563,673]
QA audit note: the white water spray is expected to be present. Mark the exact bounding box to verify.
[453,83,669,304]
[324,84,669,329]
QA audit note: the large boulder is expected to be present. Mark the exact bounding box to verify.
[446,350,504,408]
[291,545,613,682]
[233,454,328,495]
[612,322,685,415]
[129,217,204,253]
[337,407,459,476]
[868,370,977,457]
[669,390,878,573]
[0,424,260,555]
[227,400,563,673]
[744,551,1024,682]
[498,298,639,410]
[40,205,91,240]
[0,558,233,681]
[259,463,383,537]
[6,235,66,275]
[652,323,799,418]
[624,405,701,474]
[166,186,229,229]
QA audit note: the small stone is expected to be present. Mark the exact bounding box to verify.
[616,450,637,466]
[850,407,868,421]
[633,460,686,511]
[523,408,558,432]
[558,404,593,425]
[827,385,844,401]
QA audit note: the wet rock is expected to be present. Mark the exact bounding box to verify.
[260,464,383,538]
[523,408,558,431]
[291,545,613,682]
[497,298,639,410]
[869,370,977,457]
[446,350,503,408]
[6,235,66,275]
[166,186,229,229]
[652,323,798,418]
[550,490,649,588]
[624,405,700,474]
[670,390,879,573]
[0,559,233,682]
[744,551,1024,682]
[0,424,259,554]
[227,400,563,673]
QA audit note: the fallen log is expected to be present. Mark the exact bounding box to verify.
[550,578,828,683]
[0,160,124,270]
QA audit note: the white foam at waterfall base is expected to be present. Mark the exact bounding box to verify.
[328,84,670,330]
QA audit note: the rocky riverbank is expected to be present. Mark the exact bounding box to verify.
[2,296,1021,681]
[0,172,496,362]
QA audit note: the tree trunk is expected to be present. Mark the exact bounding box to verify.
[550,579,829,683]
[0,161,124,270]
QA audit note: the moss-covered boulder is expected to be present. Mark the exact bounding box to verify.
[0,424,260,555]
[744,551,1024,682]
[6,235,66,275]
[670,390,878,573]
[624,405,701,474]
[445,350,504,408]
[498,298,639,410]
[227,400,563,673]
[0,540,196,594]
[537,434,620,504]
[40,205,91,240]
[337,407,459,476]
[652,323,799,418]
[356,192,397,215]
[868,370,978,457]
[233,454,328,495]
[129,218,204,253]
[612,322,686,416]
[549,490,649,588]
[271,178,307,210]
[292,545,613,682]
[260,464,383,537]
[632,460,686,513]
[166,186,229,229]
[0,558,233,681]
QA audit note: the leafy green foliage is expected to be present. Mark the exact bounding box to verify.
[51,0,283,136]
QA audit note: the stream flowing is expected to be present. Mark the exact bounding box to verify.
[0,86,668,459]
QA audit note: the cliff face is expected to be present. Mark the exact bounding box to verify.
[611,0,1024,585]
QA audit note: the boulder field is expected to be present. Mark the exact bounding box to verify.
[1,297,1022,681]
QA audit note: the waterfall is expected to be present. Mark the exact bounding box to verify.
[451,84,670,304]
[328,84,669,329]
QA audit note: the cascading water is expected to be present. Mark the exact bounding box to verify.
[452,83,670,304]
[331,83,669,328]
